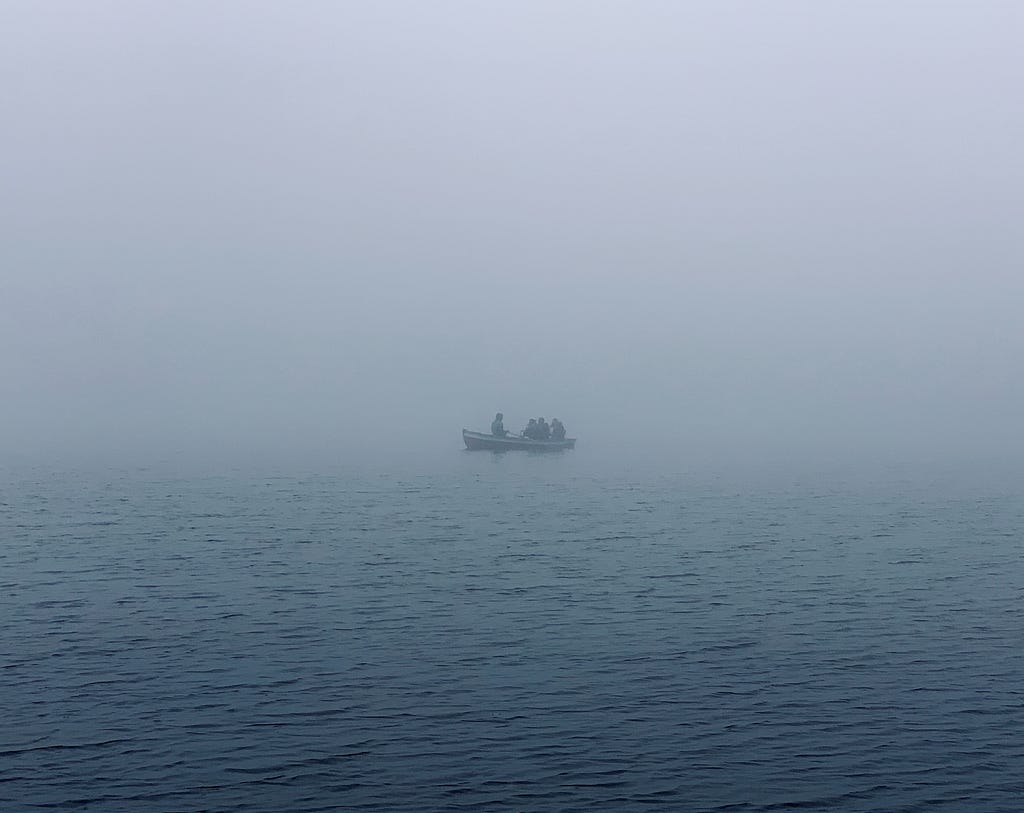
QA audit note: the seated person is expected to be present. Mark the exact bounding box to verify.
[551,418,566,440]
[491,412,507,437]
[523,418,539,439]
[537,417,551,440]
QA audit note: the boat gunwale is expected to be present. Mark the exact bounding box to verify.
[462,428,576,450]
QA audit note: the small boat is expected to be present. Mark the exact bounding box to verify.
[463,429,576,451]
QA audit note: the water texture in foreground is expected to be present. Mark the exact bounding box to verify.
[2,456,1023,811]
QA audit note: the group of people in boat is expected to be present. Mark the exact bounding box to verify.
[491,413,567,441]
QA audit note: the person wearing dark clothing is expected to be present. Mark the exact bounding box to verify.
[551,418,566,440]
[491,412,507,437]
[537,417,551,440]
[523,418,539,439]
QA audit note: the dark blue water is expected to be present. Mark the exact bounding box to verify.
[2,455,1023,811]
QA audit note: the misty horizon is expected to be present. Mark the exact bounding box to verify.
[3,2,1021,470]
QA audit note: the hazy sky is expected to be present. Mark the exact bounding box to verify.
[2,2,1021,468]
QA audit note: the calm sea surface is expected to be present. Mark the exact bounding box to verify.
[2,454,1023,811]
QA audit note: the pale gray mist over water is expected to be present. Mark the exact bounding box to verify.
[4,8,1024,811]
[2,2,1022,470]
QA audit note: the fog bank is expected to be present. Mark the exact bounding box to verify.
[2,2,1021,469]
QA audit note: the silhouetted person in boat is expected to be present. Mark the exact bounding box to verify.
[537,417,551,440]
[551,418,566,440]
[491,412,507,437]
[523,418,539,439]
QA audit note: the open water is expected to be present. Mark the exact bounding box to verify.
[2,454,1023,811]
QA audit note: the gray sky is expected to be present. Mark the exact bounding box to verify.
[2,2,1022,468]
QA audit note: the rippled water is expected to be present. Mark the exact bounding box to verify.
[2,455,1023,811]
